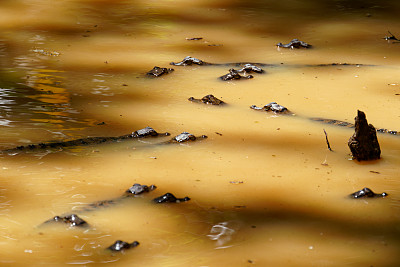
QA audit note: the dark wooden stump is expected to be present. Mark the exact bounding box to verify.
[348,110,381,161]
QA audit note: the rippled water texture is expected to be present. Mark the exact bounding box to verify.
[1,0,400,266]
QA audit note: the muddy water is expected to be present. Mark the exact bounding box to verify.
[1,0,400,266]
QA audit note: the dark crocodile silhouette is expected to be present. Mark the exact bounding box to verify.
[350,187,388,198]
[107,240,140,252]
[2,126,168,154]
[187,96,398,136]
[41,183,157,228]
[75,183,158,213]
[146,66,174,77]
[250,102,399,136]
[41,183,191,229]
[169,56,371,68]
[250,102,291,114]
[44,214,89,227]
[2,127,208,154]
[314,118,398,136]
[188,94,225,105]
[163,132,208,143]
[169,56,374,83]
[276,39,312,49]
[43,193,143,252]
[193,95,398,136]
[219,64,265,81]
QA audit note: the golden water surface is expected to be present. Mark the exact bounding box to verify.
[0,0,400,266]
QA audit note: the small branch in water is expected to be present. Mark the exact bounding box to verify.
[323,129,333,151]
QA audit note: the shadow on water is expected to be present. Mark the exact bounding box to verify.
[0,70,104,146]
[1,0,400,57]
[1,0,400,266]
[14,189,400,265]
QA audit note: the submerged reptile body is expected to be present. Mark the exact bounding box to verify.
[251,103,398,136]
[311,117,398,135]
[310,117,355,128]
[169,56,372,68]
[2,127,170,153]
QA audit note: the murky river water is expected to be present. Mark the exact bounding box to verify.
[1,0,400,266]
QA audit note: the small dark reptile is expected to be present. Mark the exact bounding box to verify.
[276,39,312,49]
[166,132,207,143]
[188,94,225,105]
[146,66,174,77]
[153,193,191,203]
[350,187,388,198]
[107,240,140,252]
[44,214,89,227]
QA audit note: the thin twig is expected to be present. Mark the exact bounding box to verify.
[323,129,333,151]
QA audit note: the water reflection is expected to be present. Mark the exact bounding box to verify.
[1,0,400,266]
[0,32,97,140]
[91,73,114,96]
[0,68,97,141]
[29,34,46,45]
[13,55,45,70]
[0,40,6,58]
[25,69,68,104]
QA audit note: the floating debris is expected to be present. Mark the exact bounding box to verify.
[323,129,333,151]
[32,48,61,56]
[383,31,399,41]
[153,193,190,203]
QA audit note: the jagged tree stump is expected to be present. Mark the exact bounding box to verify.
[348,110,381,161]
